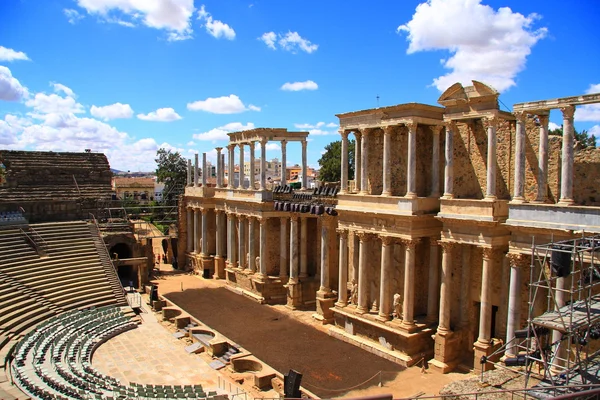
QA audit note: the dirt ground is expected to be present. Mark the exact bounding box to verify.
[152,272,472,399]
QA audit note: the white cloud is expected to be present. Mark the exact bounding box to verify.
[294,121,338,136]
[91,103,134,120]
[52,83,75,98]
[0,114,31,146]
[281,80,318,91]
[326,122,338,128]
[137,107,182,122]
[590,125,600,146]
[258,31,318,53]
[0,66,29,101]
[193,122,255,142]
[548,122,561,131]
[75,0,195,41]
[575,83,600,122]
[0,46,30,62]
[64,8,84,24]
[187,95,260,114]
[266,143,281,151]
[25,92,84,114]
[398,0,547,92]
[197,5,235,40]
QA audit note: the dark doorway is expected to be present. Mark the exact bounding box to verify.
[110,243,132,259]
[118,264,138,288]
[491,305,499,338]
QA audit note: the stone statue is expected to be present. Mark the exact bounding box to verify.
[350,279,358,305]
[393,293,402,319]
[255,256,260,271]
[246,253,250,269]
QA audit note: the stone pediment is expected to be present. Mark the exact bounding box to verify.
[438,80,499,119]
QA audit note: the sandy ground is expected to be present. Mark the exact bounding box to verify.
[151,272,473,399]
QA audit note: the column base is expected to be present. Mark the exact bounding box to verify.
[400,321,419,333]
[381,191,392,197]
[432,329,460,374]
[442,193,454,200]
[355,306,368,315]
[286,281,302,310]
[473,340,501,373]
[335,300,348,308]
[558,198,575,206]
[279,275,289,283]
[404,192,417,199]
[510,196,526,204]
[484,194,497,201]
[314,295,336,324]
[376,313,392,322]
[213,256,226,279]
[253,273,267,283]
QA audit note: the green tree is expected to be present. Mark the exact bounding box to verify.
[318,139,355,182]
[548,125,596,148]
[155,148,187,202]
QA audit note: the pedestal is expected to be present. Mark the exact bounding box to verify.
[430,330,459,373]
[286,281,302,310]
[213,256,226,279]
[200,256,214,278]
[313,291,336,324]
[473,340,501,373]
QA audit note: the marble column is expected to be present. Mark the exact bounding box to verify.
[280,140,287,186]
[506,253,526,356]
[186,207,193,252]
[193,208,199,253]
[485,116,498,199]
[438,241,455,333]
[359,128,370,195]
[280,217,288,279]
[215,147,223,188]
[443,122,455,198]
[187,159,192,186]
[406,122,418,198]
[221,154,225,188]
[248,141,255,190]
[228,213,238,268]
[289,215,299,283]
[378,236,395,321]
[402,239,419,328]
[336,229,349,306]
[513,112,527,202]
[477,248,496,345]
[238,216,246,269]
[536,115,549,202]
[431,126,442,197]
[301,140,308,190]
[427,239,439,322]
[352,232,359,284]
[201,208,208,257]
[227,145,235,188]
[559,106,576,205]
[354,131,362,193]
[202,153,207,186]
[238,143,245,189]
[357,232,372,313]
[459,245,472,328]
[340,131,349,194]
[382,126,393,196]
[319,217,332,293]
[194,153,199,187]
[258,218,267,278]
[260,139,267,190]
[215,210,224,258]
[248,217,256,273]
[299,216,308,278]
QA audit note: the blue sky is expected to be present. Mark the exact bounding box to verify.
[1,0,599,172]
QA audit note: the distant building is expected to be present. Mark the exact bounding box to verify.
[112,177,155,202]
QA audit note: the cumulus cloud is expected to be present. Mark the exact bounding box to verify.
[91,103,134,120]
[265,142,281,151]
[64,8,84,24]
[258,31,318,53]
[281,80,318,91]
[187,95,260,114]
[75,0,195,41]
[0,46,30,62]
[548,122,561,131]
[193,122,255,142]
[137,107,182,121]
[398,0,547,92]
[575,83,600,122]
[52,83,75,98]
[25,92,84,114]
[0,66,29,101]
[197,5,235,40]
[294,121,338,136]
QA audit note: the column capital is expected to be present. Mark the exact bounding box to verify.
[438,240,457,253]
[404,121,418,132]
[227,143,236,151]
[431,125,443,135]
[258,217,268,226]
[382,125,395,135]
[353,130,362,140]
[281,139,287,146]
[443,120,457,131]
[215,209,224,215]
[359,127,373,136]
[481,247,504,261]
[399,237,421,249]
[215,146,223,152]
[483,115,499,128]
[336,227,348,236]
[238,214,247,221]
[339,129,349,139]
[507,252,531,268]
[356,231,376,243]
[290,213,300,222]
[537,114,549,127]
[238,142,245,149]
[514,111,528,123]
[301,139,307,148]
[248,141,255,150]
[560,105,576,119]
[380,235,396,246]
[320,214,337,224]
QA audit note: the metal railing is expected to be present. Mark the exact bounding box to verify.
[19,227,47,256]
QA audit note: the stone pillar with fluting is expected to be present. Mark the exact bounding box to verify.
[202,153,207,186]
[258,218,267,279]
[280,217,288,280]
[213,210,225,279]
[248,217,256,273]
[513,112,527,202]
[200,208,208,257]
[426,238,439,323]
[238,143,245,189]
[340,131,349,194]
[215,148,223,188]
[485,116,498,199]
[248,141,255,190]
[443,122,455,198]
[354,131,362,193]
[228,213,238,268]
[299,216,308,278]
[377,236,395,321]
[437,241,454,333]
[194,153,199,187]
[536,115,549,202]
[356,232,372,313]
[186,207,193,252]
[289,215,299,283]
[336,228,349,307]
[381,126,393,196]
[187,159,192,186]
[318,218,331,294]
[401,238,419,329]
[477,248,496,344]
[506,253,527,356]
[260,139,267,190]
[431,126,442,197]
[193,208,199,253]
[359,128,370,195]
[406,122,418,198]
[301,140,308,190]
[280,140,287,186]
[227,145,235,188]
[559,105,575,205]
[221,153,225,188]
[238,215,246,269]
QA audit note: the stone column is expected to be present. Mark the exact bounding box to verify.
[193,208,199,253]
[187,159,192,186]
[377,236,395,321]
[513,112,527,202]
[356,232,372,313]
[438,241,454,333]
[280,217,288,280]
[194,153,199,187]
[258,218,267,278]
[559,105,575,205]
[427,239,439,323]
[280,140,287,186]
[221,153,225,188]
[318,217,332,294]
[260,139,267,190]
[289,215,299,283]
[485,116,498,199]
[382,126,393,196]
[229,213,238,268]
[431,126,442,197]
[340,131,349,194]
[227,144,235,188]
[238,216,246,269]
[506,253,527,356]
[352,232,359,284]
[186,207,193,252]
[215,148,223,188]
[406,122,418,198]
[248,141,256,190]
[301,140,308,190]
[201,208,208,257]
[336,229,349,307]
[402,239,419,328]
[459,245,472,328]
[248,217,256,273]
[477,248,497,345]
[359,128,370,195]
[201,153,207,186]
[214,210,226,279]
[300,216,308,278]
[536,115,549,202]
[238,143,245,189]
[354,131,362,193]
[443,122,455,198]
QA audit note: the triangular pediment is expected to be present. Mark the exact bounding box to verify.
[438,83,467,104]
